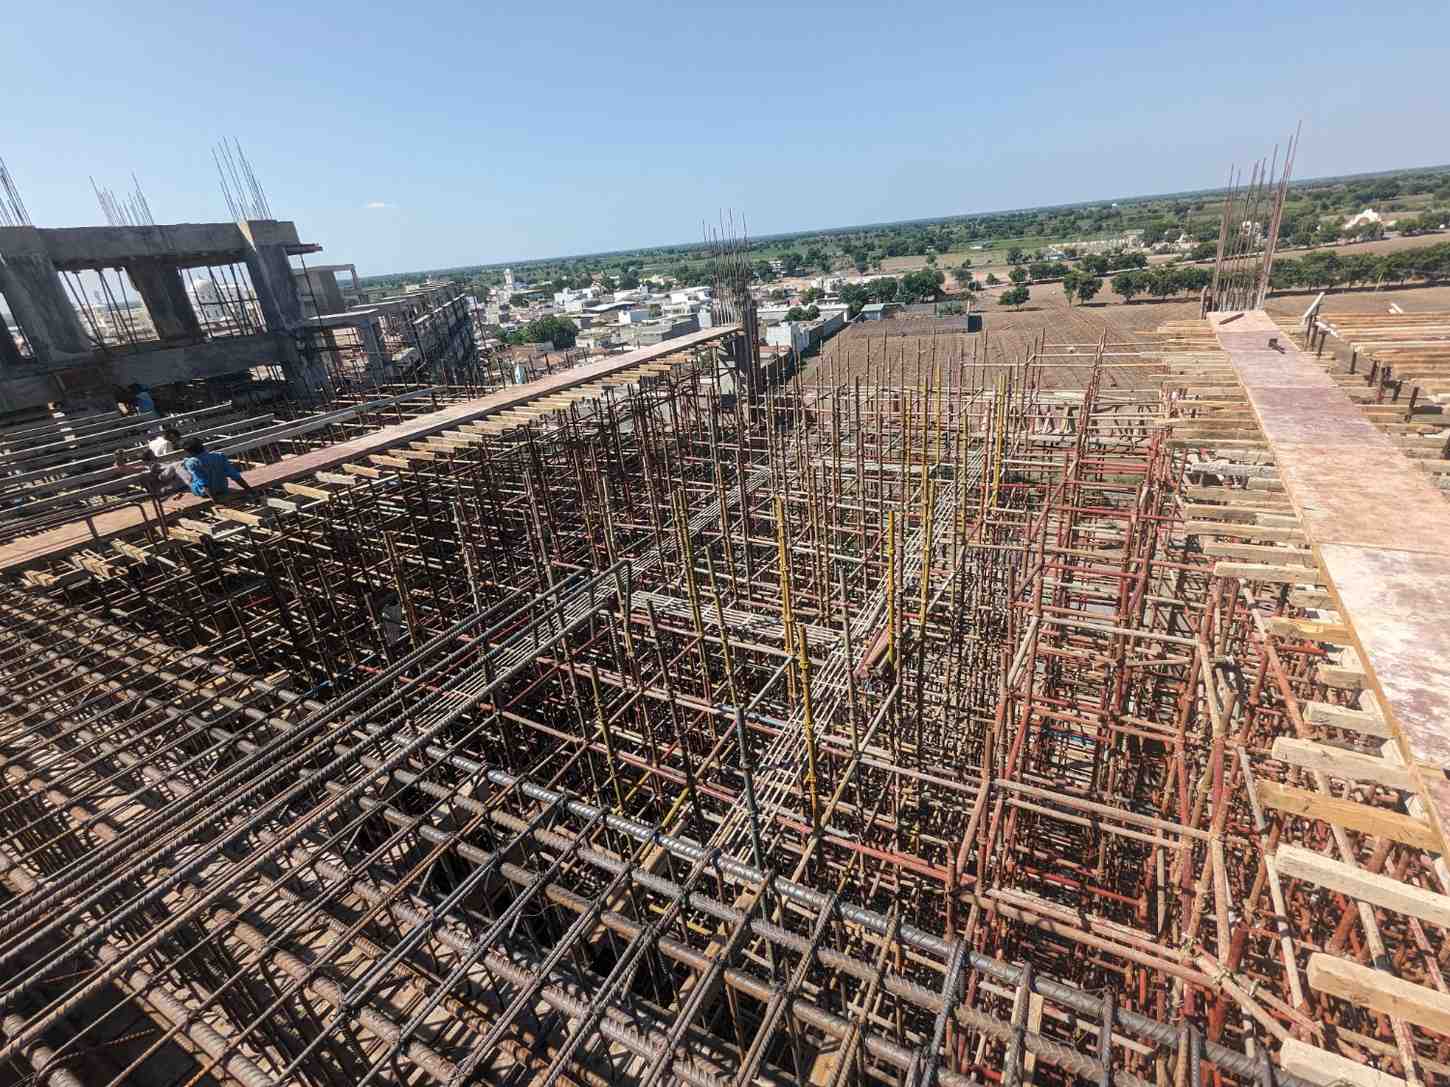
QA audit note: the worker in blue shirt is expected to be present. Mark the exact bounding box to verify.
[180,437,253,499]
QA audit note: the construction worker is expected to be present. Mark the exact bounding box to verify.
[140,448,192,498]
[148,423,182,457]
[180,437,252,499]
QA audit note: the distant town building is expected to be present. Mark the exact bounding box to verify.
[765,309,846,354]
[858,302,901,321]
[1343,208,1384,231]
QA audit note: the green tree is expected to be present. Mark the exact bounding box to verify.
[1111,271,1143,302]
[1006,246,1025,265]
[1062,271,1081,306]
[985,272,1001,286]
[1140,218,1178,245]
[900,268,945,304]
[839,282,868,316]
[780,251,806,276]
[1000,285,1030,310]
[1008,266,1028,285]
[1145,267,1179,300]
[1063,272,1102,305]
[522,315,578,349]
[618,270,641,289]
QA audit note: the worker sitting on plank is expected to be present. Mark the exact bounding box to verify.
[180,437,252,500]
[139,448,192,498]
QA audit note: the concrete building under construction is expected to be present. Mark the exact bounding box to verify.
[0,219,478,414]
[0,139,1448,1087]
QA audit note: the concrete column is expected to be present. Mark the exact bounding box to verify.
[125,260,202,341]
[359,318,386,384]
[238,221,330,400]
[0,230,92,360]
[314,271,345,315]
[238,221,304,334]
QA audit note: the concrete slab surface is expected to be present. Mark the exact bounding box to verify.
[1213,309,1450,851]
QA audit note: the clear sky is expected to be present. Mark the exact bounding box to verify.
[4,1,1447,276]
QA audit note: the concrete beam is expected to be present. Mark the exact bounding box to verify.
[0,222,250,268]
[0,334,284,413]
[0,373,62,415]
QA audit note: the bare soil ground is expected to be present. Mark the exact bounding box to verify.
[798,285,1201,391]
[1281,233,1449,261]
[1267,282,1450,318]
[794,283,1450,391]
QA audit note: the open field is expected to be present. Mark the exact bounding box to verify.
[875,229,1450,281]
[1278,280,1450,313]
[799,280,1450,390]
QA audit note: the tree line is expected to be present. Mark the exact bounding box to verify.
[838,270,946,316]
[1269,242,1450,290]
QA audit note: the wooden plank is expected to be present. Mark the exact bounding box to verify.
[1213,561,1323,584]
[1318,648,1367,690]
[341,464,383,479]
[1202,542,1315,565]
[1184,521,1304,543]
[282,483,331,502]
[1256,781,1439,851]
[265,498,298,514]
[369,455,411,469]
[110,540,150,562]
[1182,504,1297,524]
[178,517,216,535]
[1264,617,1351,643]
[1277,844,1450,928]
[1278,1037,1405,1087]
[1308,952,1450,1035]
[1271,737,1414,791]
[214,507,268,528]
[315,471,360,486]
[1304,700,1392,738]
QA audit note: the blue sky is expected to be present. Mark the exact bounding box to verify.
[4,1,1447,275]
